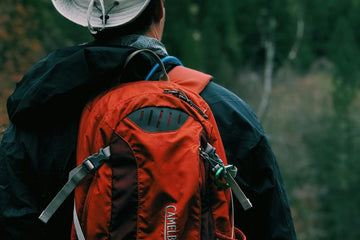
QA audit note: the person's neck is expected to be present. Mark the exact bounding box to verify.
[145,22,163,41]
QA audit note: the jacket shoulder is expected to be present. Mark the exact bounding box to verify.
[200,81,264,136]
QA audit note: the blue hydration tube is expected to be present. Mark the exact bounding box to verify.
[145,56,183,81]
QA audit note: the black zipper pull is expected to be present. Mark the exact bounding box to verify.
[164,89,209,119]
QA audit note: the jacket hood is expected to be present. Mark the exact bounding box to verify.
[7,41,161,129]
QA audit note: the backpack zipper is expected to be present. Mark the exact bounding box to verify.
[163,89,209,119]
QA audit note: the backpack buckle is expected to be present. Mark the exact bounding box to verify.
[81,147,111,173]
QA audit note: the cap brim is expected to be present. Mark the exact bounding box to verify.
[52,0,151,28]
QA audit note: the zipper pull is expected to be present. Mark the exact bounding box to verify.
[164,89,208,119]
[163,89,179,95]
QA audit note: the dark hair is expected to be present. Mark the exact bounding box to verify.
[93,0,161,39]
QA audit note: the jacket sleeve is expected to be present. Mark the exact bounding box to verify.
[0,124,74,240]
[200,81,297,240]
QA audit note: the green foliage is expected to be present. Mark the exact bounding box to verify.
[164,0,299,86]
[329,17,360,103]
[296,1,360,239]
[306,14,360,239]
[164,0,243,85]
[304,109,360,239]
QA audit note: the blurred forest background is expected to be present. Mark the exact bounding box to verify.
[1,0,360,239]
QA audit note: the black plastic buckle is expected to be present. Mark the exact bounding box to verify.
[82,148,110,173]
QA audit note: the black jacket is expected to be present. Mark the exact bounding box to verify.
[0,39,296,240]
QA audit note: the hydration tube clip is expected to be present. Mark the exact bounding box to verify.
[199,143,252,211]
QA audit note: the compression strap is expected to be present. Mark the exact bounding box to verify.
[38,147,111,224]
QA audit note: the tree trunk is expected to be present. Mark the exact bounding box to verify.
[258,39,275,121]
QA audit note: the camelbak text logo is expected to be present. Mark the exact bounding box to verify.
[164,205,177,239]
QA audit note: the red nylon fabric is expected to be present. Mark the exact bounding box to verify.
[168,66,212,93]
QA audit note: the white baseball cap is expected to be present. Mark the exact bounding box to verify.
[52,0,151,33]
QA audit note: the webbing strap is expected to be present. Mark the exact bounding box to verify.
[73,201,86,240]
[224,172,252,211]
[38,147,111,224]
[38,165,88,223]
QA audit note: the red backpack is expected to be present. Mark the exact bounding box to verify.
[39,50,251,240]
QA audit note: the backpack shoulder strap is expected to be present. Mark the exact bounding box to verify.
[168,66,212,94]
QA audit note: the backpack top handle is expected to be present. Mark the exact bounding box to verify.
[123,49,170,81]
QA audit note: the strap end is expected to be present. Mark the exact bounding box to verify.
[240,198,253,211]
[38,211,50,224]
